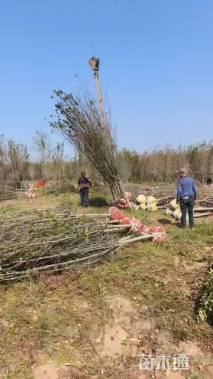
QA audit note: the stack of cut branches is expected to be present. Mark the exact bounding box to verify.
[161,187,213,213]
[0,209,119,283]
[51,91,125,200]
[0,208,163,283]
[197,187,213,207]
[0,183,27,201]
[194,189,213,217]
[0,188,17,201]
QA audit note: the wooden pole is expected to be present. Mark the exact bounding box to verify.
[89,57,108,127]
[88,57,125,200]
[94,71,108,126]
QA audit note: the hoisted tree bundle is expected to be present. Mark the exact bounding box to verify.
[51,91,125,200]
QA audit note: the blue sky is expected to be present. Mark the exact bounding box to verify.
[0,0,212,157]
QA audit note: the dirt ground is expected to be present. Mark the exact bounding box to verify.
[0,193,212,378]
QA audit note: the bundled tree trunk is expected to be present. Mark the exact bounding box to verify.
[51,91,125,200]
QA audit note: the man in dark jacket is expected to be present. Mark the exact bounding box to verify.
[78,171,91,207]
[177,168,197,229]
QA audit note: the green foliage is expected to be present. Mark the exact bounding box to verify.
[198,268,213,324]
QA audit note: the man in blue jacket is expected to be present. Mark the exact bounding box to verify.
[177,168,198,229]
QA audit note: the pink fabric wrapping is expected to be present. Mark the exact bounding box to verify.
[109,207,166,242]
[114,192,135,209]
[25,185,37,199]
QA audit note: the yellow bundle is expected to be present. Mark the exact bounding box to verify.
[136,194,146,203]
[173,208,182,219]
[166,207,174,216]
[137,194,147,210]
[136,194,158,211]
[146,195,157,211]
[165,198,182,219]
[170,199,178,210]
[139,202,147,210]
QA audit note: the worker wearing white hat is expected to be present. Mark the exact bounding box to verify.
[176,168,197,229]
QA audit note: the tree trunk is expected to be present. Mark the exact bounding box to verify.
[109,176,125,200]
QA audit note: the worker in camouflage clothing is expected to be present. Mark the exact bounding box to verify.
[78,171,91,207]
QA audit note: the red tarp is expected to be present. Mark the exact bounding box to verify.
[36,179,46,189]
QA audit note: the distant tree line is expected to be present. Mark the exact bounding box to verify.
[0,135,29,187]
[0,132,212,188]
[117,142,213,183]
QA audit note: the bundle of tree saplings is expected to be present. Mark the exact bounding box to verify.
[51,91,125,200]
[0,209,119,283]
[0,208,166,283]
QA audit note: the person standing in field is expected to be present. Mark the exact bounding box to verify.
[78,171,91,207]
[176,168,197,229]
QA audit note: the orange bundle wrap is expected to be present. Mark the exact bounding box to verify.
[25,184,37,199]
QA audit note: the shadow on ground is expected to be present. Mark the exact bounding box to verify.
[89,196,109,207]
